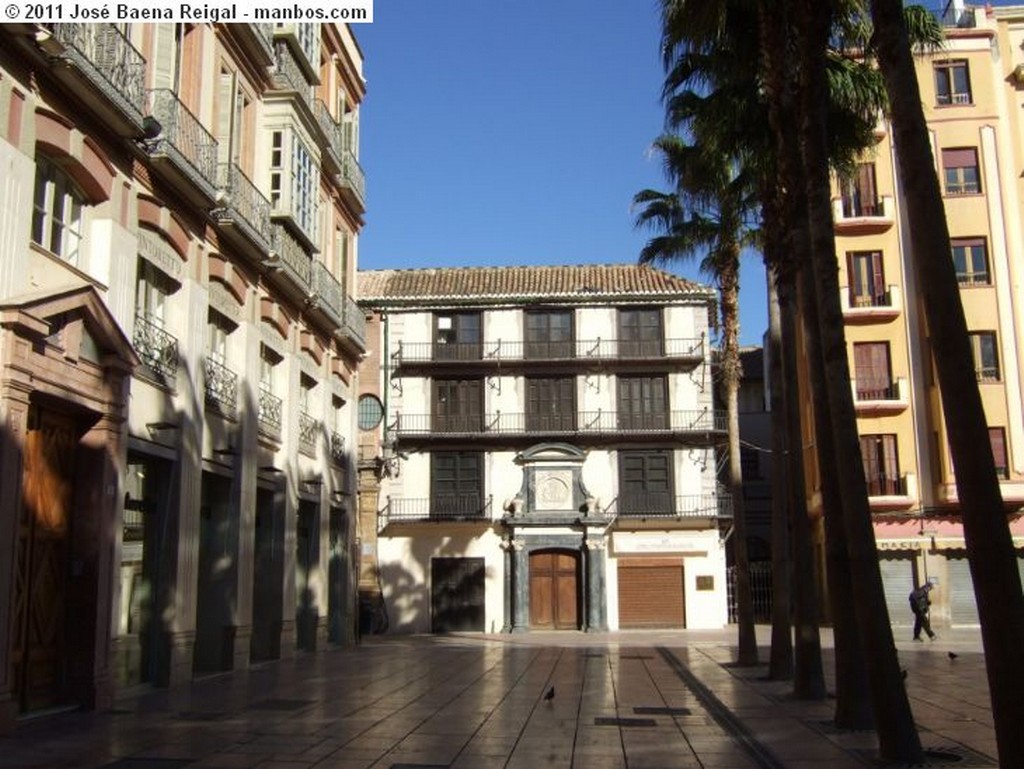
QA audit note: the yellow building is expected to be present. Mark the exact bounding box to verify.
[808,2,1024,629]
[0,22,366,731]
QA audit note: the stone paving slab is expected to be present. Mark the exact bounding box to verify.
[0,626,997,769]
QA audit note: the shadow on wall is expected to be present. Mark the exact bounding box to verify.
[377,524,500,634]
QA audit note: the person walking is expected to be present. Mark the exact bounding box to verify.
[909,582,937,641]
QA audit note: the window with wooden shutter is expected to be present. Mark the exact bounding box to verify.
[431,452,483,516]
[619,450,673,514]
[969,332,1000,381]
[942,147,981,195]
[618,308,663,357]
[617,375,669,430]
[847,251,887,307]
[853,342,893,400]
[433,379,483,433]
[526,377,576,432]
[989,428,1009,479]
[860,434,901,495]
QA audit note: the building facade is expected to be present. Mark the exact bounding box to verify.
[357,265,731,635]
[808,2,1024,627]
[0,21,366,731]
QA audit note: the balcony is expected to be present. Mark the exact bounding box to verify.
[266,224,312,297]
[308,260,344,328]
[144,89,220,204]
[314,99,345,175]
[607,492,731,520]
[258,387,283,437]
[867,472,917,511]
[221,24,275,68]
[270,40,313,115]
[133,313,179,384]
[853,377,909,415]
[379,495,494,528]
[204,356,238,417]
[47,24,146,136]
[339,149,366,212]
[341,294,367,353]
[840,284,901,323]
[215,163,274,257]
[330,431,346,465]
[299,412,318,455]
[833,194,894,234]
[389,408,726,441]
[392,336,705,368]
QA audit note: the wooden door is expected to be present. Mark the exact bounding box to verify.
[529,550,579,630]
[13,408,78,712]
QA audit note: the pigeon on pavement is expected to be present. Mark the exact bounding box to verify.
[543,686,555,702]
[948,652,959,660]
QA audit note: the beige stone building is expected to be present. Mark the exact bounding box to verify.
[807,2,1024,627]
[0,21,366,730]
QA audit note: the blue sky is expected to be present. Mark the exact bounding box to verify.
[355,0,770,346]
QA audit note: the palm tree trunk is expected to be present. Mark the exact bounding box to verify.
[796,0,922,760]
[796,247,874,729]
[776,273,826,700]
[870,2,1024,763]
[766,267,793,681]
[721,258,758,666]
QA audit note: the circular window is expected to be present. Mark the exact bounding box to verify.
[358,394,384,431]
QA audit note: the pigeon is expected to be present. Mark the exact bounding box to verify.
[543,686,555,702]
[948,652,959,660]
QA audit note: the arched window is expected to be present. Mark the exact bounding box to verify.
[32,156,85,264]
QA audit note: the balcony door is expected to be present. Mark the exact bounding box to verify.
[525,309,573,359]
[431,452,483,517]
[433,379,482,433]
[848,251,886,307]
[842,163,879,217]
[860,434,900,495]
[853,342,893,400]
[526,377,575,432]
[617,375,668,430]
[619,450,673,514]
[434,311,481,361]
[618,308,663,357]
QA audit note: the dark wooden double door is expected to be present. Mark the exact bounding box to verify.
[529,550,580,630]
[431,557,485,633]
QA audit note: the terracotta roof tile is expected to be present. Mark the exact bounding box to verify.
[357,264,712,305]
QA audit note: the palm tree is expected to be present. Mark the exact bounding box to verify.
[869,1,1024,763]
[792,0,922,759]
[633,135,760,665]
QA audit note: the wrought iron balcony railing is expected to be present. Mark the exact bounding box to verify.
[848,289,892,309]
[392,336,705,365]
[607,493,731,519]
[841,195,886,219]
[379,495,493,527]
[216,162,273,252]
[259,387,283,433]
[133,312,179,382]
[330,430,346,465]
[299,411,318,454]
[391,408,726,437]
[271,224,312,289]
[50,24,146,124]
[342,294,366,350]
[314,98,345,168]
[204,356,238,415]
[310,260,344,325]
[340,149,366,207]
[146,89,220,193]
[866,473,906,497]
[271,40,312,109]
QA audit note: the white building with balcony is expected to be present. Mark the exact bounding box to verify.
[357,265,730,634]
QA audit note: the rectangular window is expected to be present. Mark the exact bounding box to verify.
[434,312,481,361]
[847,251,888,308]
[431,451,483,516]
[840,163,881,218]
[269,130,284,207]
[951,238,990,286]
[990,428,1009,479]
[969,331,1000,382]
[935,60,972,105]
[526,377,576,432]
[617,375,669,430]
[853,342,894,400]
[860,434,901,496]
[433,379,482,433]
[525,310,573,359]
[942,147,981,195]
[268,128,318,244]
[32,157,84,264]
[618,308,663,357]
[618,450,673,514]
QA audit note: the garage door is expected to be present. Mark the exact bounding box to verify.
[879,554,915,627]
[431,557,485,633]
[618,559,684,628]
[947,553,979,627]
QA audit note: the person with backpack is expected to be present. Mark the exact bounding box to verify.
[909,582,937,641]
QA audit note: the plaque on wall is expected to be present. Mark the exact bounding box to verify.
[535,470,572,510]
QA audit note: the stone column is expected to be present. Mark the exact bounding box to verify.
[585,537,608,632]
[500,535,514,633]
[511,539,529,633]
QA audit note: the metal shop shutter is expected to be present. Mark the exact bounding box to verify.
[880,554,915,626]
[947,553,980,627]
[431,557,485,633]
[617,558,684,629]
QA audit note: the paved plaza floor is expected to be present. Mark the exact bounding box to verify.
[0,625,996,769]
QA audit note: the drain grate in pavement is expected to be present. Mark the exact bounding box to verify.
[98,760,193,769]
[634,706,692,716]
[850,746,997,768]
[248,698,314,711]
[595,716,658,727]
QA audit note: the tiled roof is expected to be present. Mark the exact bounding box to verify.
[357,264,712,306]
